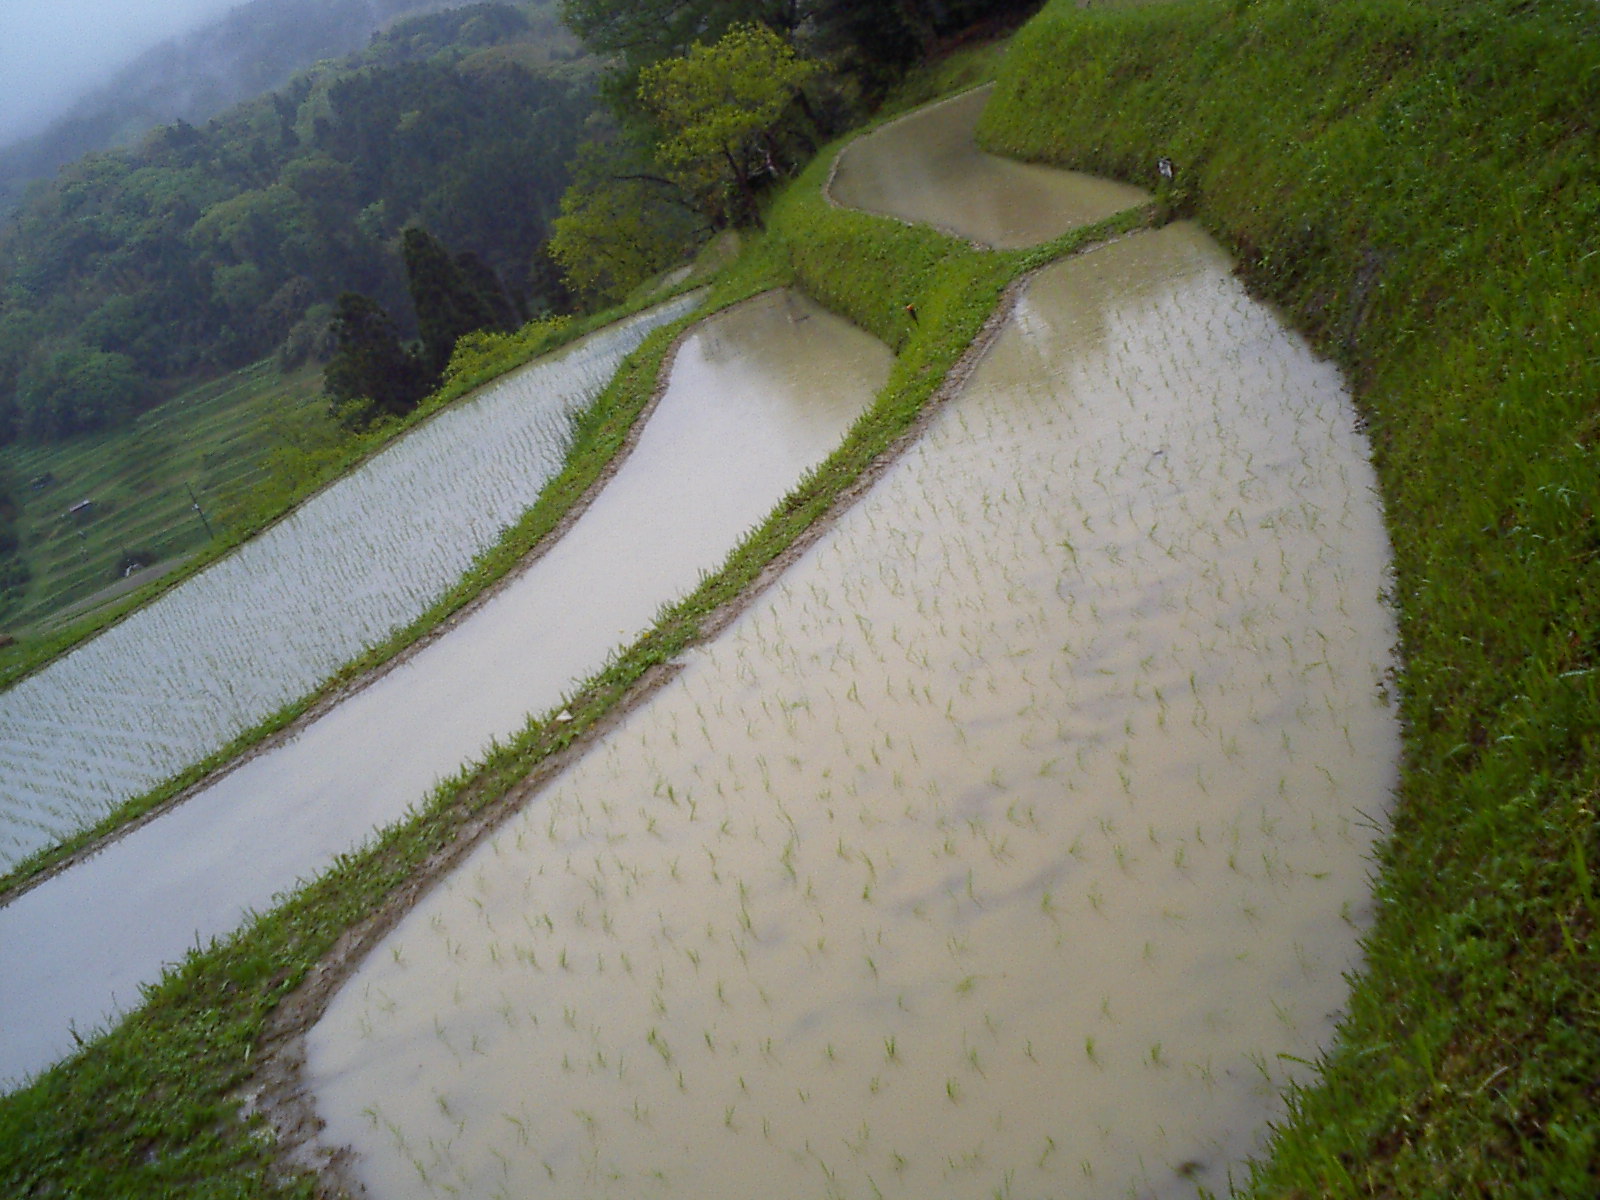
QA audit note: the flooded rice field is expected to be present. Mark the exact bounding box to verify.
[827,86,1148,247]
[0,295,701,873]
[304,223,1400,1200]
[0,291,888,1090]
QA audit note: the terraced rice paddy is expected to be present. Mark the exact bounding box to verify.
[827,86,1148,247]
[0,291,887,1089]
[0,295,699,871]
[304,223,1400,1200]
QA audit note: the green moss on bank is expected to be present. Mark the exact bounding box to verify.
[983,0,1599,1193]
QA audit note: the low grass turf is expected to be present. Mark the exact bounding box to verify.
[981,0,1600,1193]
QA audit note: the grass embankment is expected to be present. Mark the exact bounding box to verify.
[0,363,329,651]
[0,47,1162,1194]
[983,0,1600,1192]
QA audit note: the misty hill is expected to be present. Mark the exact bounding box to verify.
[0,0,555,212]
[0,2,597,445]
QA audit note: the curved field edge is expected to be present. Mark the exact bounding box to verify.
[0,6,1007,901]
[0,284,711,898]
[0,286,703,694]
[0,69,1162,1200]
[980,0,1600,1193]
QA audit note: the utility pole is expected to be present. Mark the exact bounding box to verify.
[186,482,214,540]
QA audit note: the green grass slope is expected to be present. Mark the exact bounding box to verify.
[982,0,1599,1193]
[0,362,329,635]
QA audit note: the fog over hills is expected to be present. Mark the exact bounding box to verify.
[0,0,242,145]
[0,0,471,210]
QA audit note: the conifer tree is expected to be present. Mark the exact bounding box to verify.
[402,227,514,380]
[323,291,427,423]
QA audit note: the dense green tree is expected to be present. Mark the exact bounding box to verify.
[561,0,802,82]
[322,292,427,424]
[804,0,928,96]
[548,141,707,305]
[190,186,311,268]
[454,250,524,332]
[0,5,599,444]
[562,0,1036,114]
[15,346,157,440]
[278,154,359,217]
[78,294,166,371]
[637,23,820,226]
[279,301,338,370]
[401,228,515,381]
[0,310,44,441]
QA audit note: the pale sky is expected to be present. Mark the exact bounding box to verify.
[0,0,243,145]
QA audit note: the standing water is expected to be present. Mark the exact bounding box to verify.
[0,295,699,872]
[0,291,889,1089]
[828,86,1148,247]
[303,225,1399,1199]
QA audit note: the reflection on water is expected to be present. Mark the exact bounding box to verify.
[0,291,888,1090]
[0,295,701,871]
[306,223,1399,1200]
[829,86,1148,247]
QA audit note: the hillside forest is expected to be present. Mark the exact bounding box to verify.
[0,0,1027,628]
[0,0,476,212]
[0,2,594,445]
[0,0,1020,442]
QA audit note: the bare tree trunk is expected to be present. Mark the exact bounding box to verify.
[723,145,763,229]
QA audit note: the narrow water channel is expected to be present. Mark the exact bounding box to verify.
[303,225,1399,1200]
[0,291,889,1089]
[0,296,700,871]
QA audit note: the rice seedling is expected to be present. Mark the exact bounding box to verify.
[267,102,1411,1200]
[3,285,901,1087]
[0,297,704,873]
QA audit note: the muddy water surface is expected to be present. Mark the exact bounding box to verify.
[828,86,1148,246]
[306,224,1398,1200]
[0,291,887,1089]
[0,296,700,872]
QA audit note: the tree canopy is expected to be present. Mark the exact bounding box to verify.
[548,141,708,306]
[324,225,519,428]
[14,347,157,441]
[402,227,517,379]
[0,4,598,445]
[322,292,427,424]
[560,0,802,82]
[637,23,819,226]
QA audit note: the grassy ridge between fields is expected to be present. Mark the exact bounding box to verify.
[982,0,1600,1193]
